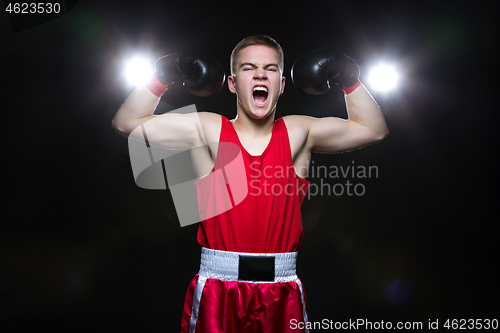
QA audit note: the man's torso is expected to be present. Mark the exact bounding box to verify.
[191,112,311,181]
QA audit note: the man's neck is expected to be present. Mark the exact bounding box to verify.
[232,108,276,138]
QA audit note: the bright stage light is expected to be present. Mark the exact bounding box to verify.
[368,65,399,91]
[125,58,153,86]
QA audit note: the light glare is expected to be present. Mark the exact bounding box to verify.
[125,58,153,86]
[369,65,398,91]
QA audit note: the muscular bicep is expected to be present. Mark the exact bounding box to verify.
[308,117,383,153]
[130,112,208,150]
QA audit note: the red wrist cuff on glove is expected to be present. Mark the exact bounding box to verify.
[342,80,361,95]
[146,73,171,97]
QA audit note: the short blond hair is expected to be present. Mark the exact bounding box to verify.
[230,35,284,76]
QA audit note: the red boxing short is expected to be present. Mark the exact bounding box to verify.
[180,248,310,333]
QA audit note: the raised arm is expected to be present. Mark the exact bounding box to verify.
[307,83,388,153]
[291,49,388,154]
[111,51,225,149]
[112,85,162,137]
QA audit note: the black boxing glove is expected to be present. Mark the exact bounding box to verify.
[155,53,182,84]
[291,49,360,95]
[146,53,179,97]
[146,50,225,97]
[178,50,225,97]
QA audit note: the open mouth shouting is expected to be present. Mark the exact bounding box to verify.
[253,85,269,107]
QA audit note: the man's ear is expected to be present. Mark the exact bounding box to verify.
[280,76,286,94]
[228,75,237,94]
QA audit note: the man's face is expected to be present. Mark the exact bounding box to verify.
[228,45,285,119]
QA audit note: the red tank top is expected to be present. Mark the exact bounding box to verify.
[195,116,310,253]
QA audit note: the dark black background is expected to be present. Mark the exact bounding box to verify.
[1,0,499,331]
